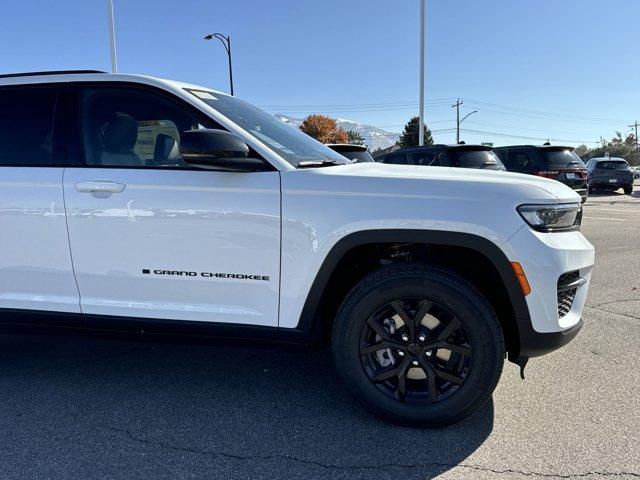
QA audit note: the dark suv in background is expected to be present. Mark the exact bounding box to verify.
[585,157,634,194]
[375,144,506,171]
[326,143,374,162]
[493,145,588,203]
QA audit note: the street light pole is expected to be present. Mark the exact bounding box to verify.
[204,33,234,95]
[106,0,118,73]
[418,0,425,146]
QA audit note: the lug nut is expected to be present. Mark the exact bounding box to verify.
[412,360,419,366]
[425,350,433,357]
[401,334,409,342]
[397,350,405,357]
[418,334,426,342]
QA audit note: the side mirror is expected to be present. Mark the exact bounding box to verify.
[180,129,264,172]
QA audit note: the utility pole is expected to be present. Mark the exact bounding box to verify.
[451,99,477,144]
[630,121,639,148]
[418,0,425,146]
[452,99,463,144]
[106,0,118,73]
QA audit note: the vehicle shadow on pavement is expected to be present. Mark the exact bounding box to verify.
[0,334,494,480]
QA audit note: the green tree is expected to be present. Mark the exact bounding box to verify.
[347,130,365,145]
[396,116,434,148]
[574,144,589,158]
[583,132,640,166]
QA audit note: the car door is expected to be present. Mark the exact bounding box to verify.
[0,85,80,314]
[62,84,281,326]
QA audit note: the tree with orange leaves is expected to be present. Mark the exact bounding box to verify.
[299,114,349,144]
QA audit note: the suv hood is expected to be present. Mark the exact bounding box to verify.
[313,162,581,203]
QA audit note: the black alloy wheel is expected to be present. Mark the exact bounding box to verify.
[360,298,472,404]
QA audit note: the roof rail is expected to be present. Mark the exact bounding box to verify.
[0,70,107,79]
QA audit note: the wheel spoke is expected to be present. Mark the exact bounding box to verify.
[413,300,432,333]
[417,357,439,402]
[431,366,464,385]
[435,316,460,342]
[390,300,413,338]
[366,318,393,342]
[425,366,438,402]
[397,367,407,401]
[423,341,471,357]
[440,343,471,356]
[361,340,403,355]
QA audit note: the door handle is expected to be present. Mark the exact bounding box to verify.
[75,182,126,194]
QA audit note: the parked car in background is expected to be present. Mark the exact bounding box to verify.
[326,143,374,162]
[494,145,588,203]
[375,144,506,171]
[632,166,640,180]
[585,157,634,194]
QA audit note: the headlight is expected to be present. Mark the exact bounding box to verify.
[517,203,582,232]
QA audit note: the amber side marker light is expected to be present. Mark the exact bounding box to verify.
[511,262,531,296]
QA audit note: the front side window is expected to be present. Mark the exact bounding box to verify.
[0,87,57,166]
[80,87,215,168]
[186,89,348,167]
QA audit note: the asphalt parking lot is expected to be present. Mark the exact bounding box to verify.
[0,184,639,480]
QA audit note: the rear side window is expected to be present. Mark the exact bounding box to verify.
[0,87,58,166]
[412,152,438,166]
[508,152,533,173]
[448,149,504,169]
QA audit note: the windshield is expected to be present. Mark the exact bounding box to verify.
[541,149,585,169]
[596,160,629,170]
[186,89,348,166]
[449,149,506,170]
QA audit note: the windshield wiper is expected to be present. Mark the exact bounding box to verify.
[297,160,347,168]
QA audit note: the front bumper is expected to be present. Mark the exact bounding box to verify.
[502,226,594,359]
[515,317,583,358]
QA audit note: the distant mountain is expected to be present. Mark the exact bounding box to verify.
[274,114,399,152]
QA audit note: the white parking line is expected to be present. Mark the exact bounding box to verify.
[583,216,625,221]
[584,207,639,214]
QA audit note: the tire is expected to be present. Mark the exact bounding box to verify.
[332,263,504,427]
[623,184,633,195]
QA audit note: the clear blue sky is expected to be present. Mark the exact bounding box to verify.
[2,0,639,147]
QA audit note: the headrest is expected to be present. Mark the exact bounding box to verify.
[99,112,138,153]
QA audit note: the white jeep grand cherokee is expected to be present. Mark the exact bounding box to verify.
[0,71,594,427]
